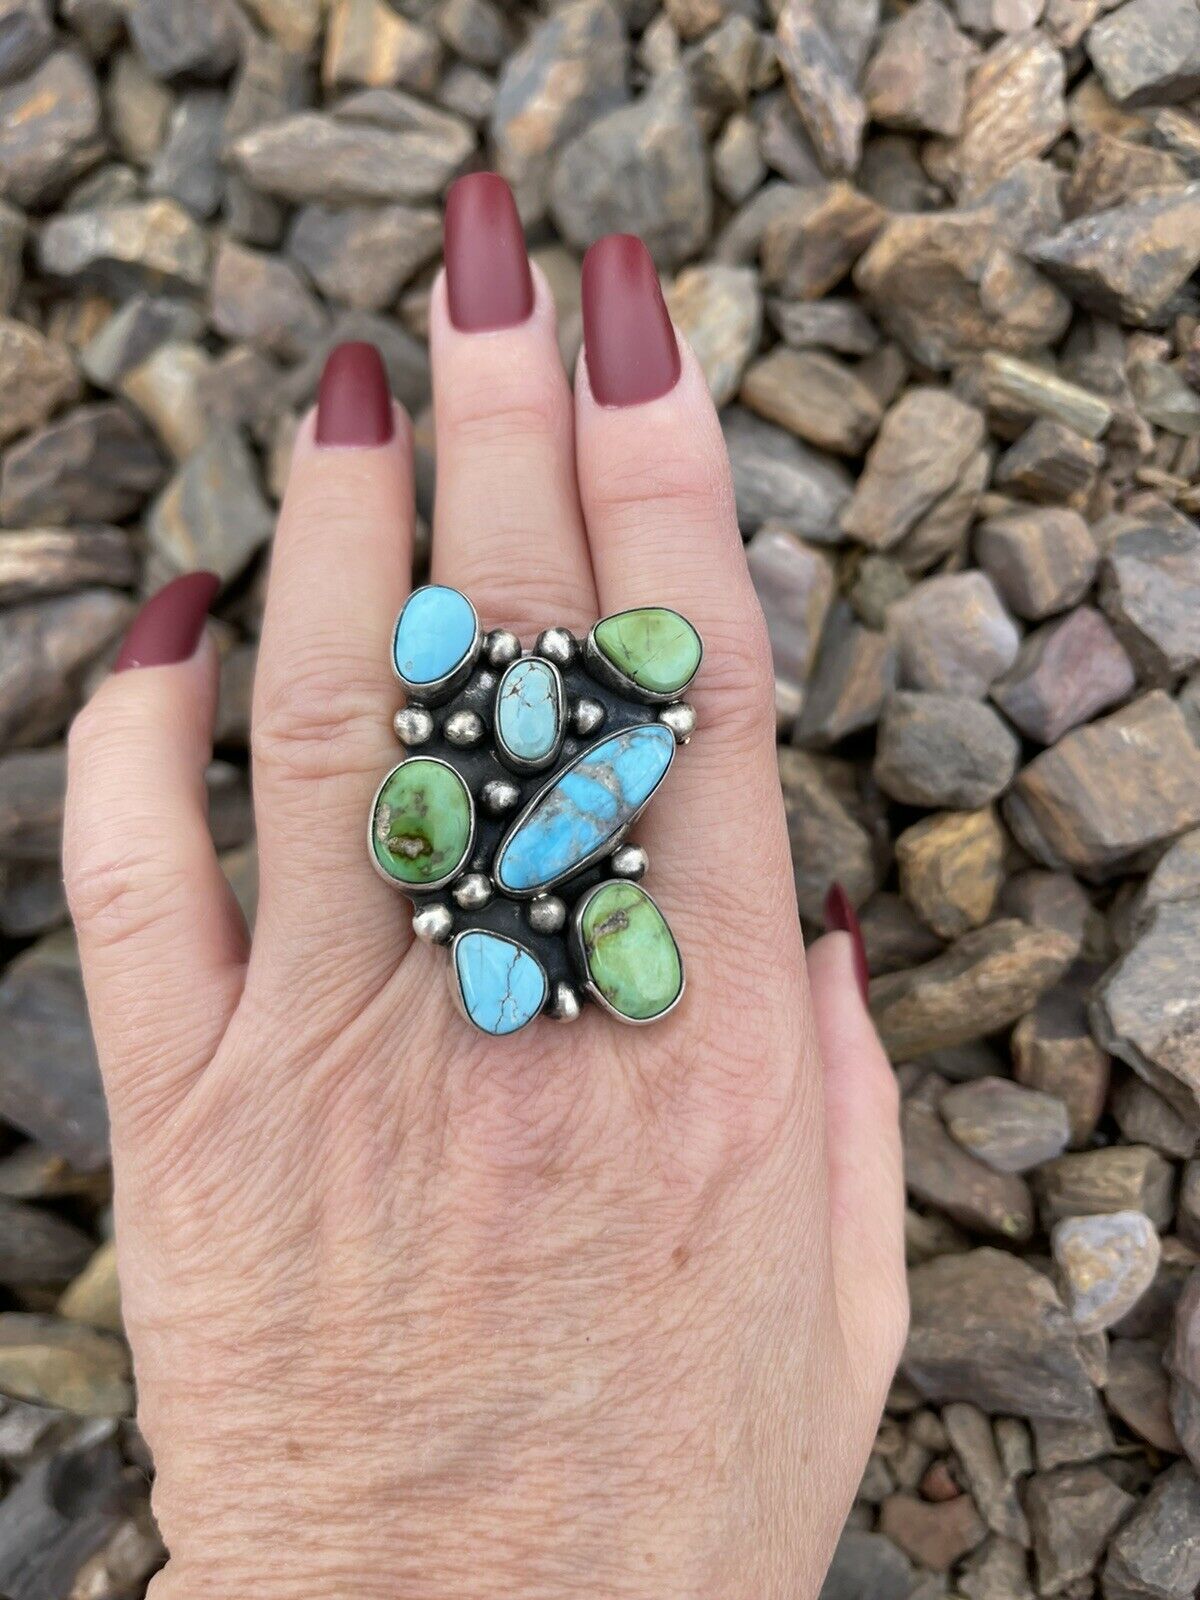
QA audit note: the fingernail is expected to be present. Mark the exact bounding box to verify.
[582,233,681,408]
[114,572,220,672]
[824,882,870,1007]
[444,172,534,332]
[315,341,394,447]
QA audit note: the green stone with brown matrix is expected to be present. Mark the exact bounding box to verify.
[581,881,682,1021]
[371,759,471,886]
[593,608,702,697]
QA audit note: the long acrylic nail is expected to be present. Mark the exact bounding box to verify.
[581,233,681,408]
[315,341,394,447]
[444,172,534,332]
[824,882,870,1006]
[114,572,220,672]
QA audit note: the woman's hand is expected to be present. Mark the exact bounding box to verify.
[63,175,905,1600]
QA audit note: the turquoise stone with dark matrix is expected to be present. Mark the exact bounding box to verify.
[494,723,675,894]
[454,931,547,1035]
[495,657,562,768]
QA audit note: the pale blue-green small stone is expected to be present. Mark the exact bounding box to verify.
[454,932,547,1035]
[393,585,476,687]
[495,723,675,893]
[496,658,560,763]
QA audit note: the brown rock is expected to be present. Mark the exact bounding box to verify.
[1066,133,1190,219]
[842,387,986,548]
[125,0,240,79]
[120,340,212,460]
[0,51,103,207]
[1037,1146,1176,1232]
[0,526,134,603]
[976,509,1098,621]
[80,294,204,391]
[905,1247,1100,1421]
[1113,1077,1196,1160]
[747,526,835,725]
[211,239,327,363]
[1001,869,1092,955]
[942,1403,1029,1544]
[1008,693,1200,877]
[0,1312,129,1416]
[1,402,161,526]
[437,0,511,68]
[490,0,628,220]
[1107,1337,1182,1453]
[38,198,210,293]
[942,1075,1071,1174]
[323,0,442,92]
[1053,1210,1162,1335]
[0,319,80,447]
[147,426,272,588]
[860,892,944,977]
[58,1238,121,1333]
[1087,0,1200,108]
[0,745,65,862]
[288,202,442,314]
[904,1073,1036,1239]
[766,295,880,356]
[1168,1271,1200,1469]
[896,807,1005,939]
[1123,830,1200,936]
[712,113,765,206]
[1027,1465,1136,1597]
[723,406,853,538]
[991,606,1137,746]
[761,182,885,301]
[0,0,53,86]
[927,31,1067,199]
[0,589,131,747]
[874,692,1020,809]
[779,747,878,921]
[969,350,1115,441]
[872,918,1075,1058]
[741,348,882,457]
[1093,900,1200,1124]
[665,264,761,409]
[1102,1461,1200,1600]
[775,0,866,177]
[1013,990,1111,1149]
[880,1491,987,1571]
[794,601,897,748]
[892,572,1020,697]
[1029,185,1200,327]
[994,417,1104,504]
[1099,518,1200,684]
[864,0,975,138]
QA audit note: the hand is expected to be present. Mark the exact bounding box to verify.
[64,176,905,1600]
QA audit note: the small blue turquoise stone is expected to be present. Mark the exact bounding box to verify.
[454,931,547,1035]
[393,585,478,688]
[494,723,676,894]
[496,658,561,766]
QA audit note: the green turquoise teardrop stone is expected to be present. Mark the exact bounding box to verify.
[593,608,702,697]
[371,759,472,886]
[580,881,682,1022]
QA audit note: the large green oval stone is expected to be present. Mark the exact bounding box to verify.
[592,608,702,697]
[580,881,683,1022]
[371,758,472,887]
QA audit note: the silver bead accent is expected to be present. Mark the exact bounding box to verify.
[611,843,648,880]
[444,709,485,747]
[412,904,453,944]
[549,981,582,1022]
[537,627,575,666]
[572,697,606,737]
[485,629,521,668]
[393,706,434,746]
[528,894,566,934]
[480,778,521,814]
[659,703,697,744]
[452,872,493,910]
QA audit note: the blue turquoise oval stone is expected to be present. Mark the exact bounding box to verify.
[393,585,478,688]
[496,658,561,765]
[454,931,547,1035]
[494,723,676,894]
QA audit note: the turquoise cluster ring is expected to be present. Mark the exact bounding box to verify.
[369,585,702,1037]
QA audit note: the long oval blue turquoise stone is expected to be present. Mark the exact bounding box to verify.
[494,723,676,894]
[454,931,547,1035]
[393,585,478,688]
[495,658,561,766]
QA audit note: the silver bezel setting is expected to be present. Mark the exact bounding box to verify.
[492,728,676,899]
[583,611,704,705]
[448,929,549,1036]
[392,585,482,705]
[493,656,566,776]
[570,880,686,1026]
[367,754,477,895]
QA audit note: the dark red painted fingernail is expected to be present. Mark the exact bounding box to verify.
[315,341,394,446]
[444,172,534,333]
[114,572,220,672]
[824,882,870,1006]
[581,233,681,408]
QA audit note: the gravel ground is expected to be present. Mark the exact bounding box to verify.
[1,0,1200,1595]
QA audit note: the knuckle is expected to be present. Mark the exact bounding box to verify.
[587,438,734,528]
[252,655,387,783]
[440,376,569,456]
[699,615,776,732]
[65,838,191,950]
